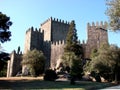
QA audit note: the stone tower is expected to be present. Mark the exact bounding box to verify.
[85,21,108,58]
[40,17,69,42]
[7,47,22,77]
[24,27,44,53]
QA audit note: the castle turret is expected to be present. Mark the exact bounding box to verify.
[85,21,108,58]
[40,17,70,42]
[7,47,22,77]
[24,27,44,53]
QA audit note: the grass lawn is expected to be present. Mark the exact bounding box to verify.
[0,77,115,90]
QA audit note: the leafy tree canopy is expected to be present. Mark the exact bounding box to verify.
[62,20,84,81]
[0,12,12,72]
[84,43,120,81]
[64,20,83,57]
[22,49,46,76]
[65,20,78,52]
[0,12,12,43]
[106,0,120,31]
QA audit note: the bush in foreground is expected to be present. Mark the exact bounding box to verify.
[44,69,58,81]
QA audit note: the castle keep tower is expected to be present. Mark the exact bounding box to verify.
[85,21,108,58]
[40,17,69,42]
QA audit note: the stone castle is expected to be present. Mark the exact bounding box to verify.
[7,17,108,77]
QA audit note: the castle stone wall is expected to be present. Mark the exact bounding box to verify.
[50,40,65,69]
[43,41,51,69]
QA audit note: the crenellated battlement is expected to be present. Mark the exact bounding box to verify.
[87,21,108,30]
[12,46,22,55]
[40,17,70,26]
[51,17,70,25]
[26,27,43,34]
[51,40,65,46]
[43,40,65,46]
[44,40,51,44]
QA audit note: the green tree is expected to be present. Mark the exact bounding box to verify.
[106,0,120,31]
[62,52,76,67]
[0,12,12,73]
[22,49,46,76]
[65,21,80,53]
[70,56,83,80]
[0,64,7,77]
[64,20,83,57]
[62,20,83,83]
[0,12,12,43]
[84,43,120,82]
[108,45,120,82]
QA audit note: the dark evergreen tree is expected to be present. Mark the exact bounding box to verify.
[0,12,12,73]
[64,20,83,57]
[65,20,78,52]
[0,12,12,43]
[62,20,83,84]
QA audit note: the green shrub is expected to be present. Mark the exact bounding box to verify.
[44,69,58,81]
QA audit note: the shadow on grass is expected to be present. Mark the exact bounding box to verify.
[0,79,114,90]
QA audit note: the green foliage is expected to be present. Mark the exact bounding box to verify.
[0,12,12,43]
[0,52,9,70]
[62,52,76,67]
[106,0,120,31]
[65,20,78,52]
[44,69,58,81]
[70,57,83,80]
[0,12,12,72]
[0,62,7,77]
[22,49,46,76]
[63,20,83,61]
[70,44,83,57]
[62,20,84,80]
[62,52,83,78]
[84,43,120,81]
[90,49,98,58]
